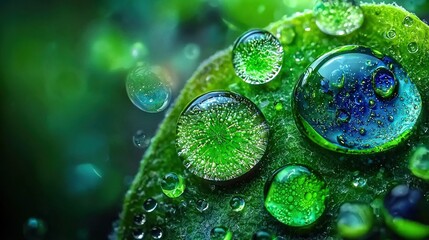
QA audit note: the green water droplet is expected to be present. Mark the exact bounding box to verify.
[407,42,419,53]
[126,63,171,113]
[210,226,233,240]
[161,172,186,198]
[196,199,209,212]
[176,91,270,181]
[132,229,144,239]
[385,29,397,39]
[150,226,163,239]
[293,45,422,154]
[408,145,429,181]
[337,202,374,239]
[275,25,296,45]
[23,217,46,240]
[230,196,245,212]
[133,213,146,225]
[264,165,329,227]
[252,230,274,240]
[314,0,364,36]
[232,29,284,84]
[403,16,414,27]
[143,198,157,212]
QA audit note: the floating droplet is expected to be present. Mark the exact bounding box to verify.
[252,230,273,240]
[293,45,422,154]
[275,25,296,45]
[143,198,158,212]
[337,202,374,239]
[23,217,46,240]
[384,29,396,39]
[133,130,150,148]
[210,226,233,240]
[313,0,364,36]
[407,42,419,53]
[132,229,144,239]
[161,172,186,198]
[232,29,284,84]
[408,145,429,181]
[383,185,429,239]
[196,199,209,212]
[176,91,269,181]
[151,226,163,239]
[264,165,329,227]
[403,16,414,27]
[230,196,245,212]
[133,213,146,226]
[126,63,171,113]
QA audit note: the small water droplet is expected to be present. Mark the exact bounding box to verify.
[151,226,163,239]
[403,16,414,27]
[210,226,233,240]
[143,198,158,212]
[336,109,351,124]
[133,130,150,148]
[134,213,146,225]
[352,177,367,187]
[407,42,418,53]
[230,196,245,212]
[252,230,273,240]
[133,229,145,239]
[385,29,396,39]
[232,29,284,84]
[276,25,296,45]
[196,199,209,212]
[294,51,304,63]
[23,218,46,240]
[314,0,364,36]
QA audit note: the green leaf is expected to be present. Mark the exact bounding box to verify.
[117,3,429,239]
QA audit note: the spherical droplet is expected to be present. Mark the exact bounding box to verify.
[210,226,233,240]
[264,165,329,227]
[133,130,150,148]
[403,16,414,27]
[293,45,422,154]
[160,172,186,198]
[230,196,245,212]
[133,213,146,226]
[384,29,396,39]
[151,226,163,239]
[407,42,419,53]
[383,185,429,239]
[232,29,284,84]
[275,25,296,45]
[176,91,270,181]
[313,0,364,36]
[143,198,158,212]
[126,63,171,113]
[196,199,209,212]
[23,217,46,240]
[408,145,429,181]
[337,202,374,239]
[132,229,145,239]
[252,230,274,240]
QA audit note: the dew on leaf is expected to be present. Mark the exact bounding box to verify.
[229,196,245,212]
[160,172,186,198]
[210,226,233,240]
[133,213,146,226]
[143,198,158,212]
[150,226,163,239]
[407,41,419,53]
[403,16,414,27]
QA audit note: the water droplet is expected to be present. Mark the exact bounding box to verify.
[372,67,398,99]
[314,0,364,36]
[264,165,329,227]
[383,185,429,239]
[385,29,397,39]
[183,43,200,60]
[133,130,150,148]
[293,45,422,154]
[23,218,46,240]
[337,202,374,239]
[408,145,429,181]
[403,16,414,27]
[196,199,209,212]
[230,196,245,212]
[407,42,419,53]
[176,91,270,181]
[132,229,145,239]
[126,63,171,113]
[293,51,304,63]
[134,213,146,225]
[252,230,273,240]
[352,177,367,187]
[131,42,148,60]
[232,29,284,84]
[210,226,233,240]
[275,25,296,45]
[151,226,163,239]
[143,198,158,212]
[161,172,186,198]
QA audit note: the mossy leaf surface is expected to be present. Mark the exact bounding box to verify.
[118,4,429,239]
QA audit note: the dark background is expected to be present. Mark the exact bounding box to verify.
[1,0,428,239]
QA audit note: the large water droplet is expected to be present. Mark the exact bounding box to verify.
[176,91,269,181]
[232,29,284,84]
[264,165,329,227]
[314,0,364,36]
[143,198,158,212]
[210,226,233,240]
[408,145,429,181]
[337,202,374,239]
[126,63,171,113]
[161,172,186,198]
[229,196,245,212]
[293,45,422,154]
[23,218,46,240]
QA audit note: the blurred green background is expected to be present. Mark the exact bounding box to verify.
[0,0,428,239]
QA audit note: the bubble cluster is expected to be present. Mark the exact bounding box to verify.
[293,45,422,154]
[176,91,269,181]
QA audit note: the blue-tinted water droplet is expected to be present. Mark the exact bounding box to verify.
[372,67,398,99]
